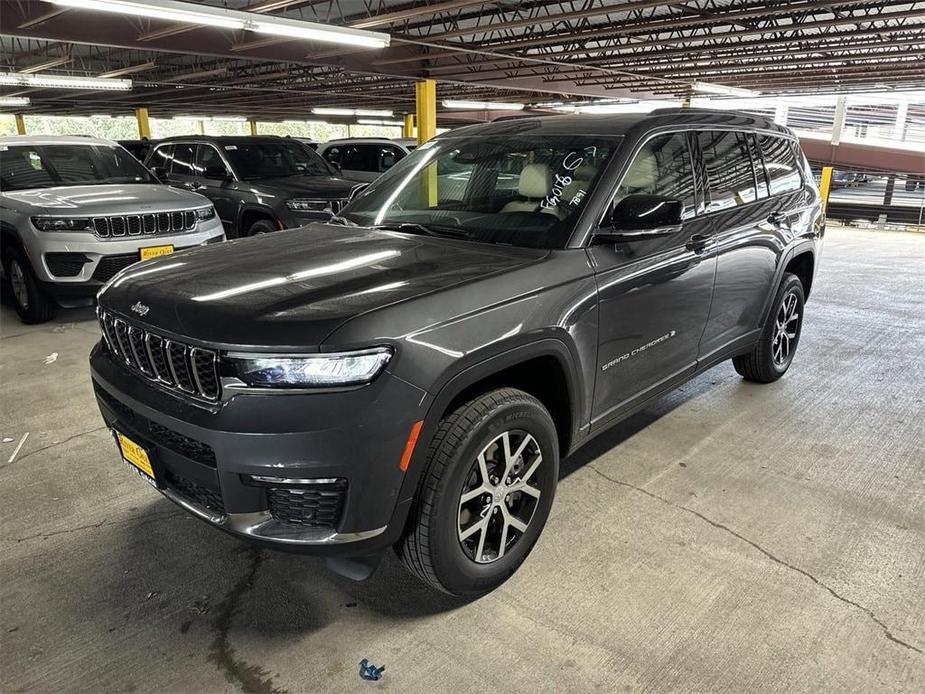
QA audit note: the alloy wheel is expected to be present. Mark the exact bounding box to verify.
[457,429,544,564]
[772,291,800,367]
[9,259,29,311]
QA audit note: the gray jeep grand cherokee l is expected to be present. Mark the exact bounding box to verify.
[90,110,823,596]
[1,136,224,323]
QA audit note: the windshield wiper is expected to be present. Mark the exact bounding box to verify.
[372,222,471,240]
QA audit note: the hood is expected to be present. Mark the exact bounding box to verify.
[244,175,359,199]
[1,184,209,215]
[98,224,546,349]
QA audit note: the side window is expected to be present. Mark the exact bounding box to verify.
[342,145,377,171]
[698,131,756,211]
[196,145,229,178]
[378,145,405,172]
[322,146,342,166]
[746,134,770,199]
[170,143,196,177]
[760,135,802,195]
[149,145,174,171]
[611,132,697,219]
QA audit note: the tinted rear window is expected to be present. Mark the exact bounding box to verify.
[697,131,756,212]
[760,136,802,195]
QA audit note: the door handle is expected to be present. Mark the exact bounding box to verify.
[686,233,710,252]
[767,211,786,226]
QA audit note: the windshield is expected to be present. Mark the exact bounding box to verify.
[0,143,158,191]
[340,134,618,249]
[222,141,334,179]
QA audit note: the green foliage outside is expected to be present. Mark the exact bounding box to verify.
[0,114,408,142]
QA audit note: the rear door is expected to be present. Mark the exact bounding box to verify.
[589,131,716,428]
[696,130,795,361]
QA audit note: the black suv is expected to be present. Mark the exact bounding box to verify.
[145,136,361,237]
[91,110,823,596]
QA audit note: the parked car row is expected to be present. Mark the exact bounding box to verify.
[0,133,415,323]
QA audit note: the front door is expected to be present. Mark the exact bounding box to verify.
[194,143,237,233]
[589,131,716,429]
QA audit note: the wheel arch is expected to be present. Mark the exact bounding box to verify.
[417,338,583,466]
[784,250,815,299]
[236,205,279,237]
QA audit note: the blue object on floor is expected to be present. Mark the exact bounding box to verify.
[359,659,385,681]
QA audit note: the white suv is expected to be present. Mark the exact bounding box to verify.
[0,135,225,323]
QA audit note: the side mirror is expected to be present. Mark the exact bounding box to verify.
[203,165,230,180]
[593,194,684,243]
[152,166,169,183]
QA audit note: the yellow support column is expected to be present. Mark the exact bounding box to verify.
[415,79,436,145]
[134,107,151,139]
[402,113,415,139]
[415,79,437,207]
[819,166,833,212]
[14,114,26,135]
[248,118,258,136]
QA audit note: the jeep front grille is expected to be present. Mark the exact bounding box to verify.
[98,308,220,403]
[92,210,196,239]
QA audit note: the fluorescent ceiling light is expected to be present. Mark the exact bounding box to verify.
[357,119,403,126]
[0,96,31,107]
[312,107,393,117]
[173,115,246,121]
[48,0,243,28]
[551,100,681,114]
[47,0,389,48]
[442,100,525,110]
[249,19,387,48]
[693,81,760,98]
[0,72,131,90]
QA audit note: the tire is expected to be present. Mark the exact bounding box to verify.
[733,272,805,383]
[246,219,277,236]
[397,388,559,596]
[2,245,56,324]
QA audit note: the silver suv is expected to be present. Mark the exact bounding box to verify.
[0,135,225,323]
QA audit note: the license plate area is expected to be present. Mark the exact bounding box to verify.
[114,430,157,486]
[140,244,174,261]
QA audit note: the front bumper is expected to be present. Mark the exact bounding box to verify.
[90,341,428,555]
[22,217,226,286]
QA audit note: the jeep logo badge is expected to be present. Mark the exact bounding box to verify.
[131,301,150,317]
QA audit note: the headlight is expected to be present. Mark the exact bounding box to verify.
[31,216,93,232]
[286,199,333,212]
[195,206,216,221]
[227,347,392,388]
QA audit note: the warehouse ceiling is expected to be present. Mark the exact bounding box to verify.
[1,0,924,119]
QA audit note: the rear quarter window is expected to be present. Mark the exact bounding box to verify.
[759,135,803,195]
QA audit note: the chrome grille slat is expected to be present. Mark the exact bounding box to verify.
[98,309,220,403]
[128,326,153,376]
[113,319,133,366]
[110,216,126,237]
[90,210,199,239]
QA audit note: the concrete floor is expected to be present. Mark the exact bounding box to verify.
[1,226,923,693]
